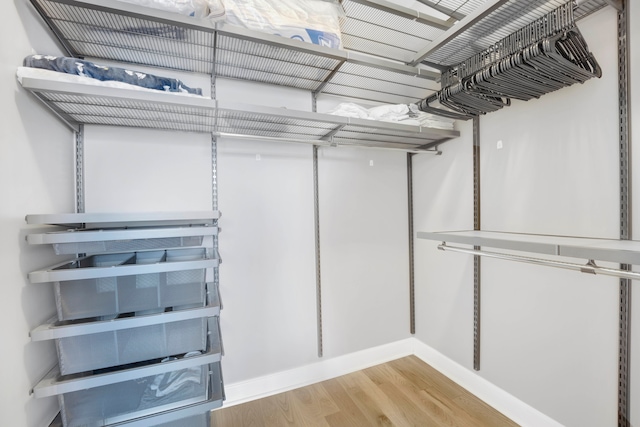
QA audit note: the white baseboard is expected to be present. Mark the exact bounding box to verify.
[222,338,563,427]
[223,338,415,407]
[412,340,564,427]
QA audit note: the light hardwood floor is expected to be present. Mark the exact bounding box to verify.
[211,356,519,426]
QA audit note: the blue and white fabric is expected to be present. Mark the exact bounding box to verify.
[24,55,203,95]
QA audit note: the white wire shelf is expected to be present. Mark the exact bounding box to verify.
[19,73,460,151]
[29,0,441,104]
[340,0,455,64]
[409,0,609,67]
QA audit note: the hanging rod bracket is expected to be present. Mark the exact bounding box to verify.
[580,259,597,275]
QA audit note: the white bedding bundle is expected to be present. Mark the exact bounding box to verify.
[326,102,456,130]
[115,0,223,18]
[221,0,343,48]
[115,0,344,48]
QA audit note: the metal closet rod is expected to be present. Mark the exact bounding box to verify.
[214,132,442,154]
[438,243,640,281]
[335,145,441,154]
[215,132,334,147]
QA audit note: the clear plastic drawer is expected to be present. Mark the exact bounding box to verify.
[56,317,209,375]
[53,234,205,255]
[27,248,217,320]
[29,285,221,376]
[59,360,212,427]
[35,323,223,427]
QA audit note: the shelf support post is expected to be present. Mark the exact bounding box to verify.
[211,74,221,335]
[617,1,631,425]
[408,153,416,335]
[75,124,85,214]
[211,74,219,215]
[313,144,323,358]
[473,115,481,371]
[312,93,324,358]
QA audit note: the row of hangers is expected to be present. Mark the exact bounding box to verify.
[417,1,601,120]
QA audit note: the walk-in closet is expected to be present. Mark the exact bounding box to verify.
[1,0,638,426]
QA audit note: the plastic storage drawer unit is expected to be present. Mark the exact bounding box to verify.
[53,234,205,255]
[27,248,216,321]
[32,310,223,427]
[25,211,219,255]
[114,249,209,316]
[56,317,208,375]
[59,361,211,426]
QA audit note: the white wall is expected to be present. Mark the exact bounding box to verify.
[216,137,318,384]
[481,10,622,427]
[318,146,412,358]
[413,120,474,366]
[414,7,629,427]
[84,126,213,212]
[1,1,74,425]
[216,79,412,380]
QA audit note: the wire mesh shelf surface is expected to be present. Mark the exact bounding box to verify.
[29,0,440,105]
[19,74,459,150]
[419,0,608,66]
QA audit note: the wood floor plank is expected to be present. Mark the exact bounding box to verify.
[321,377,375,426]
[211,400,265,427]
[377,362,460,425]
[380,361,485,427]
[363,364,444,427]
[391,356,466,400]
[210,357,519,427]
[388,357,518,427]
[338,370,413,427]
[290,382,339,425]
[261,392,304,427]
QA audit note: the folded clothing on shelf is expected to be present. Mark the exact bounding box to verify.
[326,102,456,130]
[16,67,206,99]
[221,0,344,49]
[368,104,411,122]
[325,102,371,119]
[114,0,343,49]
[23,55,203,95]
